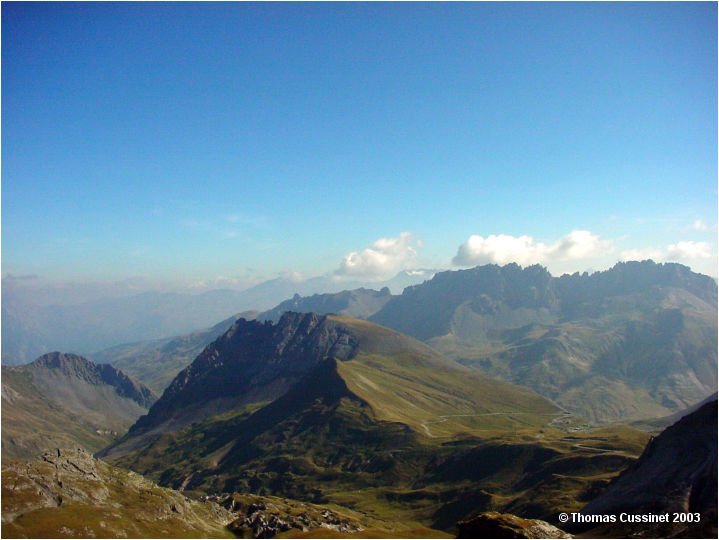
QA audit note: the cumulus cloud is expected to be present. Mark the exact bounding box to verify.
[335,232,421,281]
[666,241,713,260]
[621,241,713,263]
[452,230,612,267]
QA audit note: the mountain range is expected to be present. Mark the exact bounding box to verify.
[91,287,397,394]
[369,261,717,423]
[2,260,716,538]
[98,261,717,426]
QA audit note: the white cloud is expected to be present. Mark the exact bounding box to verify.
[335,232,421,281]
[620,241,713,263]
[664,241,712,260]
[452,230,612,267]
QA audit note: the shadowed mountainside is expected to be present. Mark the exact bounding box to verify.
[572,399,717,538]
[91,287,396,395]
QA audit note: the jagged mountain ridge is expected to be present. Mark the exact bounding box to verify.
[92,287,396,395]
[102,311,560,468]
[369,261,717,423]
[1,353,157,459]
[370,261,716,340]
[129,312,366,435]
[73,261,717,425]
[116,312,552,444]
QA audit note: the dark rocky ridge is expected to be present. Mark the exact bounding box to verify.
[573,399,718,538]
[130,312,361,434]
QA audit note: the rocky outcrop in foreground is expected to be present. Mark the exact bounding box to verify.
[208,493,364,538]
[1,449,394,539]
[1,448,233,538]
[457,511,571,538]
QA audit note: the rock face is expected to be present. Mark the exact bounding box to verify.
[128,312,362,434]
[32,352,156,408]
[2,353,158,459]
[370,261,718,423]
[214,493,363,538]
[1,448,234,538]
[98,312,591,531]
[574,399,718,538]
[457,511,572,539]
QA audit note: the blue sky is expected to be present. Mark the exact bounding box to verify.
[2,2,717,293]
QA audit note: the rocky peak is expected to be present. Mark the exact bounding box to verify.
[31,352,97,378]
[29,352,157,408]
[130,312,361,433]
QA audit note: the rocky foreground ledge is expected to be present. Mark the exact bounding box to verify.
[457,511,572,539]
[1,448,389,538]
[1,448,233,538]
